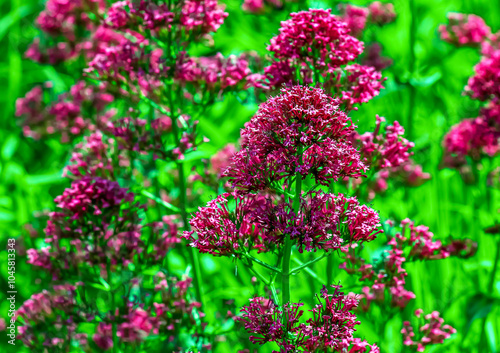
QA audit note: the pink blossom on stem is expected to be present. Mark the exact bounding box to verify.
[224,85,366,191]
[402,310,456,351]
[268,9,363,71]
[439,13,490,47]
[340,5,369,38]
[368,2,396,25]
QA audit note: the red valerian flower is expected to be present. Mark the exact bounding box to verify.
[224,85,366,191]
[465,49,500,101]
[367,1,396,25]
[443,117,499,160]
[439,13,490,47]
[183,191,269,256]
[353,115,414,169]
[340,5,369,38]
[268,9,363,71]
[236,285,379,352]
[329,64,386,110]
[184,190,381,255]
[402,310,456,352]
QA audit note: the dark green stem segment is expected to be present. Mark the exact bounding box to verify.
[282,173,302,311]
[167,86,203,306]
[179,163,204,305]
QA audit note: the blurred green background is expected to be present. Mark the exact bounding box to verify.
[1,0,500,352]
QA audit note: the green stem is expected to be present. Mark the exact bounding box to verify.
[290,252,330,275]
[292,257,326,283]
[282,172,302,310]
[241,252,281,273]
[167,85,204,306]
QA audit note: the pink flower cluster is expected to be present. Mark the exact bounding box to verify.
[185,190,381,255]
[176,53,255,94]
[341,219,476,311]
[465,50,500,101]
[354,116,414,169]
[26,178,148,277]
[26,0,106,64]
[439,13,491,47]
[339,2,396,38]
[402,310,456,352]
[439,15,500,167]
[261,9,386,110]
[367,2,396,25]
[268,9,363,70]
[443,115,499,162]
[224,86,366,191]
[17,284,89,349]
[106,0,227,36]
[16,81,114,142]
[237,285,379,352]
[330,64,386,110]
[347,116,429,200]
[340,5,369,37]
[361,43,393,71]
[64,131,115,178]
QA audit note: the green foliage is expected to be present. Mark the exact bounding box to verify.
[1,0,500,352]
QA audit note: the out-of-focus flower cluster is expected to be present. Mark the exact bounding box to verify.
[237,285,379,352]
[439,13,491,47]
[402,310,456,352]
[340,219,477,311]
[440,14,500,170]
[16,81,114,142]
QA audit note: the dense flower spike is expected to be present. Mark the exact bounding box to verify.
[237,285,378,352]
[268,9,363,70]
[402,310,456,351]
[183,191,268,256]
[361,43,393,71]
[439,13,490,47]
[225,86,366,191]
[180,0,228,34]
[64,131,115,178]
[17,285,89,350]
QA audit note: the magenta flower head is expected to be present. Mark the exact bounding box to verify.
[401,310,456,351]
[184,190,381,255]
[443,117,499,160]
[465,49,500,101]
[183,191,269,256]
[367,1,396,25]
[340,5,369,38]
[237,284,378,352]
[328,64,386,110]
[224,85,366,192]
[439,13,491,47]
[268,9,363,71]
